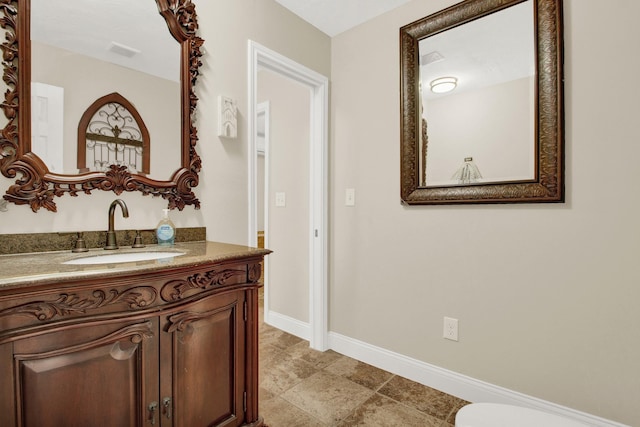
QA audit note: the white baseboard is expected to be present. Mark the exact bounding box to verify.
[327,331,628,427]
[264,309,311,341]
[262,312,627,427]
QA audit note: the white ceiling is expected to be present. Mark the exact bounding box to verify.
[274,0,413,37]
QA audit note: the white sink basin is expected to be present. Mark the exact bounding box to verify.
[63,251,185,265]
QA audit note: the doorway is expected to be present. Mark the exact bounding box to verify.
[247,40,329,351]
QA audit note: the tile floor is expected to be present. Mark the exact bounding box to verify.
[258,298,470,426]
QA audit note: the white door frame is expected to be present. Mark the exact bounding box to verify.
[255,100,271,329]
[247,40,329,351]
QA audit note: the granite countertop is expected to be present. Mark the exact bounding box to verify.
[0,241,271,290]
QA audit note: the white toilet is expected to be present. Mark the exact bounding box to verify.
[455,403,591,427]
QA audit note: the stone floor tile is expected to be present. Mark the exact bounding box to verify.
[260,326,305,350]
[378,375,465,419]
[281,370,374,425]
[324,357,394,391]
[261,395,328,427]
[444,399,470,425]
[260,352,319,395]
[259,343,287,368]
[286,340,343,369]
[258,297,469,426]
[259,386,278,402]
[337,393,442,427]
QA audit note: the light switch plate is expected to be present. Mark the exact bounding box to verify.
[275,192,286,207]
[345,188,355,206]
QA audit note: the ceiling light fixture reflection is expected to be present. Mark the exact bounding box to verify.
[430,77,457,94]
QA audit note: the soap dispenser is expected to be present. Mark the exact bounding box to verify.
[156,209,176,246]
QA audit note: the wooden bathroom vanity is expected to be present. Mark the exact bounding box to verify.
[0,241,270,427]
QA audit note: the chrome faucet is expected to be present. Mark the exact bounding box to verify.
[104,199,129,250]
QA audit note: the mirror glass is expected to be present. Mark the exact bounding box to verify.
[0,0,203,212]
[400,0,564,204]
[419,0,534,187]
[30,0,181,180]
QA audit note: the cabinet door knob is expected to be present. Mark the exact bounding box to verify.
[148,401,158,425]
[163,397,172,419]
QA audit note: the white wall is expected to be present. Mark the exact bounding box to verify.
[330,0,640,425]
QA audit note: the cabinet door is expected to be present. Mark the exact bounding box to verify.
[161,290,246,427]
[11,319,159,427]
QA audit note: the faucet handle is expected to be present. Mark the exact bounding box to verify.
[132,231,146,248]
[72,232,89,253]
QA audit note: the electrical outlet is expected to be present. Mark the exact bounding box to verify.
[443,317,459,341]
[275,192,286,207]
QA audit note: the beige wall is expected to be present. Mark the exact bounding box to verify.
[257,154,265,232]
[180,0,330,244]
[32,41,180,179]
[0,0,330,241]
[2,0,638,424]
[258,69,310,322]
[425,76,534,185]
[330,0,640,425]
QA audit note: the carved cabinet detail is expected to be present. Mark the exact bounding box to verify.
[0,254,265,427]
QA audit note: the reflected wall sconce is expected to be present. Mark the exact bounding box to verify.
[217,96,238,138]
[430,76,457,94]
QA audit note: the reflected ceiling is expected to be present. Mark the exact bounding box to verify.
[31,0,179,82]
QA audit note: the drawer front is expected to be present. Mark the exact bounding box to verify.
[0,259,263,341]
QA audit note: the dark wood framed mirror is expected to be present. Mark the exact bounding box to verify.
[0,0,203,212]
[400,0,564,204]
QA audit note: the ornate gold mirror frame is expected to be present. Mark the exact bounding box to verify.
[400,0,564,204]
[0,0,204,212]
